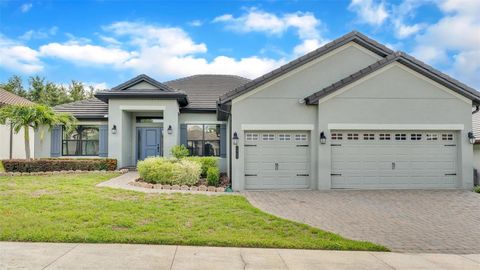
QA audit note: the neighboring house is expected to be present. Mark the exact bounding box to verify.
[34,31,480,190]
[0,89,35,159]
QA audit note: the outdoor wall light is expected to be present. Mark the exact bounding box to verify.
[111,125,117,134]
[233,132,239,145]
[468,131,476,144]
[167,125,173,135]
[320,131,327,144]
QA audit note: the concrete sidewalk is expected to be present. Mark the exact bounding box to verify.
[1,242,479,270]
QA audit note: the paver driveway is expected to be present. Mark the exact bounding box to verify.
[245,190,480,254]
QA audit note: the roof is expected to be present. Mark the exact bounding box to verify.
[164,75,250,111]
[218,31,394,104]
[95,74,189,106]
[305,52,480,105]
[54,98,108,119]
[0,89,34,106]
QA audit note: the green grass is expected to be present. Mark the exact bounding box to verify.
[0,173,387,251]
[0,161,4,172]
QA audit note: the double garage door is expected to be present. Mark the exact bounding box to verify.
[331,130,458,189]
[244,131,310,190]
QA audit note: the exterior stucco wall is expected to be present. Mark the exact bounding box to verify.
[179,112,228,172]
[1,124,34,159]
[108,99,179,167]
[316,63,473,189]
[230,43,382,191]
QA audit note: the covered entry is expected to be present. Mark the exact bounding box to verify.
[244,131,311,190]
[331,130,458,189]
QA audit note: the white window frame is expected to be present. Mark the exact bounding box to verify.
[262,133,275,141]
[295,134,308,141]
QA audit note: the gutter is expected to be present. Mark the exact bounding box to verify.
[473,105,479,114]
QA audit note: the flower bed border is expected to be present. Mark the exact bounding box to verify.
[0,169,128,177]
[129,179,226,193]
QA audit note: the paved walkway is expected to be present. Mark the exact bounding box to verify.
[96,172,234,195]
[245,190,480,254]
[1,242,479,270]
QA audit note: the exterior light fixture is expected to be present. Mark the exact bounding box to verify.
[233,132,239,145]
[167,125,173,135]
[468,131,476,144]
[111,125,117,134]
[320,131,327,144]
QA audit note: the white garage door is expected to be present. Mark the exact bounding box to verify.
[331,131,458,189]
[244,131,310,190]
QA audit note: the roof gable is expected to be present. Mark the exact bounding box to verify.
[305,52,480,105]
[111,74,176,92]
[218,31,394,104]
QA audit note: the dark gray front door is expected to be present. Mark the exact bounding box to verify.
[138,127,161,161]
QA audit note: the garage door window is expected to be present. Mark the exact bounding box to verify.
[278,134,291,141]
[262,134,275,141]
[442,134,454,140]
[395,133,406,140]
[246,133,259,141]
[331,133,342,140]
[426,134,438,140]
[363,134,375,140]
[379,133,391,140]
[347,133,359,140]
[411,134,422,140]
[295,134,308,141]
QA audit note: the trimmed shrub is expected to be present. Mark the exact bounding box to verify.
[474,186,480,193]
[137,157,201,185]
[206,167,220,187]
[1,158,117,172]
[171,145,189,159]
[185,156,218,177]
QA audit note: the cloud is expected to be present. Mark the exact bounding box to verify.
[19,26,58,40]
[293,39,324,56]
[0,35,43,73]
[348,0,388,26]
[411,0,480,88]
[20,3,32,13]
[85,82,109,90]
[188,20,203,27]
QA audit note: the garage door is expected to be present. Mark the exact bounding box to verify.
[331,131,458,189]
[244,131,310,190]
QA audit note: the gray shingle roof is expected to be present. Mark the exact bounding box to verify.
[164,75,250,110]
[218,31,394,104]
[0,89,34,106]
[304,52,480,105]
[54,98,108,119]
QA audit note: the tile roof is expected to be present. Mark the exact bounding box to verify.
[218,31,394,104]
[305,52,480,105]
[0,89,34,106]
[54,98,108,119]
[164,74,250,110]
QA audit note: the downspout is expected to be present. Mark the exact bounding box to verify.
[9,123,13,159]
[472,105,479,114]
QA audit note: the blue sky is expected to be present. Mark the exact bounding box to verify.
[0,0,479,90]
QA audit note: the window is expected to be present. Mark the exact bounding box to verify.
[62,125,99,156]
[379,133,391,140]
[442,134,454,141]
[331,133,342,140]
[347,133,359,140]
[245,133,259,141]
[426,134,438,141]
[187,124,220,156]
[262,134,275,141]
[136,116,163,123]
[395,133,406,141]
[363,134,375,140]
[295,134,308,141]
[411,134,422,140]
[278,134,291,141]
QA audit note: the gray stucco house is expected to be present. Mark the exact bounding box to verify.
[34,31,480,191]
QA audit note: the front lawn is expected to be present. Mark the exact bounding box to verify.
[0,173,387,251]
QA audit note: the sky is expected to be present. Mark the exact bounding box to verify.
[0,0,479,91]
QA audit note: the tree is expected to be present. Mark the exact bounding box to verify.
[28,76,47,104]
[1,75,27,97]
[0,104,76,159]
[69,80,86,101]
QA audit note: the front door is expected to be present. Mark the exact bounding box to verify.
[137,127,162,161]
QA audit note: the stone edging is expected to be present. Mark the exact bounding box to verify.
[129,181,226,193]
[0,169,129,177]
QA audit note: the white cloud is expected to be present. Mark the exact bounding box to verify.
[20,3,32,13]
[411,0,480,88]
[99,35,121,45]
[0,35,43,73]
[293,39,324,56]
[19,26,58,40]
[348,0,388,26]
[85,82,109,90]
[188,20,203,27]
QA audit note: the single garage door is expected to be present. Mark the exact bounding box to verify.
[331,131,458,189]
[244,131,310,190]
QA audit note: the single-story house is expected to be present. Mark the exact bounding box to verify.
[34,31,480,190]
[0,89,35,159]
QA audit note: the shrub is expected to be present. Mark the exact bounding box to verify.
[1,158,117,172]
[137,157,201,185]
[206,167,220,187]
[474,186,480,193]
[185,156,218,177]
[171,145,189,159]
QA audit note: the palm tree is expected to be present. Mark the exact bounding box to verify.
[0,104,76,159]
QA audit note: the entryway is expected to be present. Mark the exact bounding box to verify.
[137,127,162,161]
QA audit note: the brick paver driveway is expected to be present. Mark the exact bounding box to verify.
[244,190,480,254]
